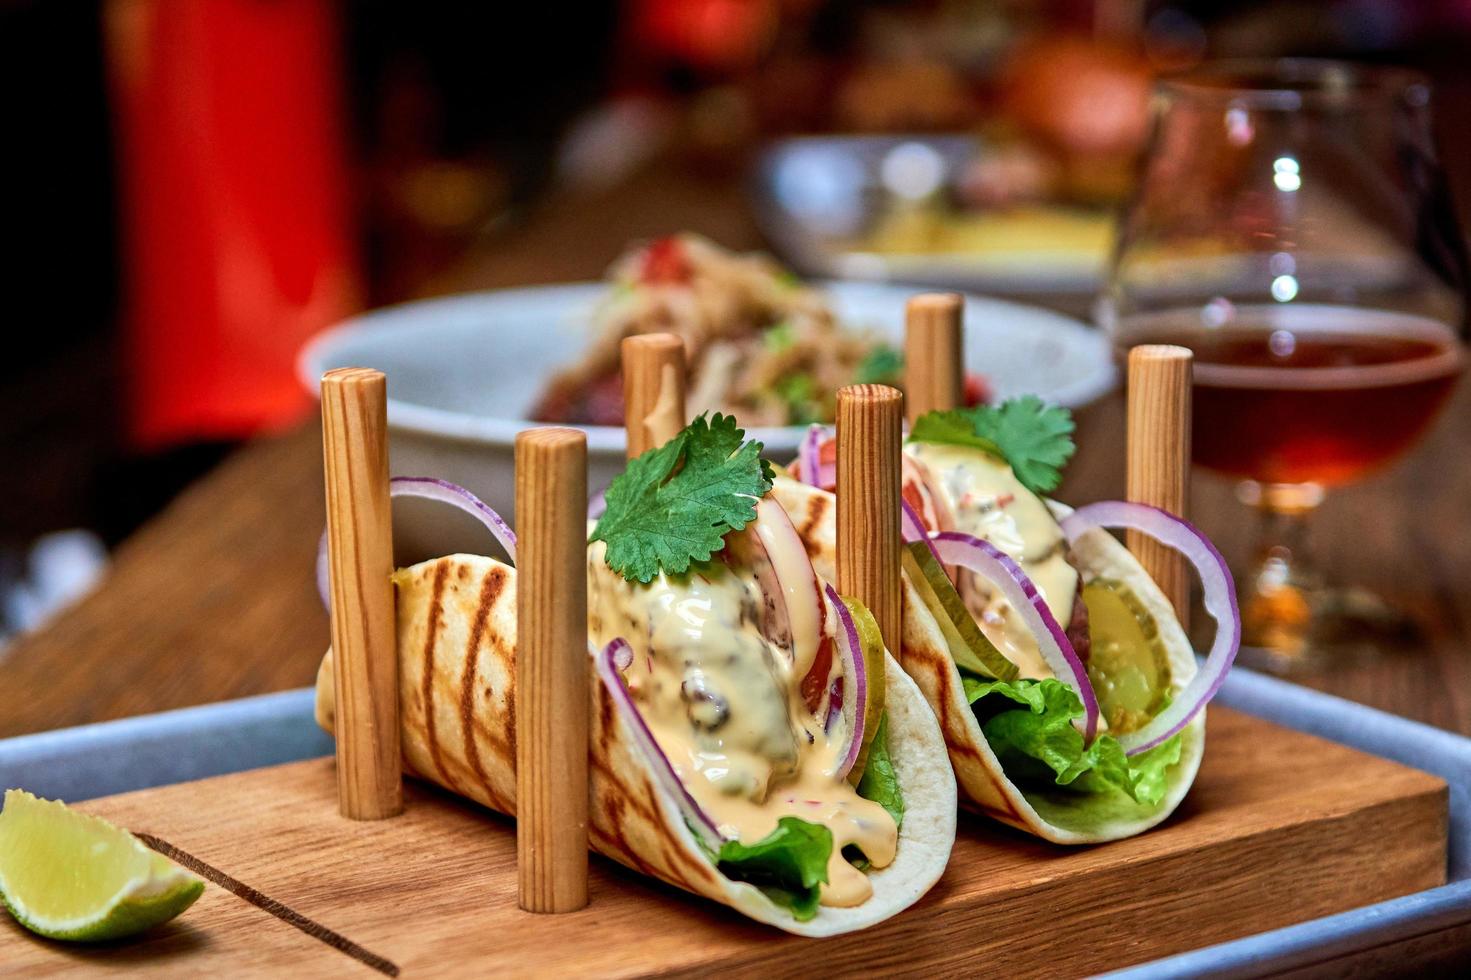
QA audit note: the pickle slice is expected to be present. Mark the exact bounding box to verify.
[1082,578,1172,734]
[840,596,886,785]
[902,541,1019,681]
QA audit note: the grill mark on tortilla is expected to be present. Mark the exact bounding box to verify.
[902,640,983,761]
[600,793,661,879]
[591,666,718,889]
[420,561,460,792]
[460,564,509,808]
[589,753,660,825]
[640,777,706,889]
[468,718,513,762]
[589,824,636,865]
[900,624,1028,820]
[796,493,829,557]
[660,829,713,889]
[925,649,1025,820]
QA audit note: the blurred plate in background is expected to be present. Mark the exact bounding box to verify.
[753,134,1113,298]
[299,280,1114,525]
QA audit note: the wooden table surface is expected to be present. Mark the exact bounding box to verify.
[1,166,1469,739]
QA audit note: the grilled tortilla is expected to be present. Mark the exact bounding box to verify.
[771,474,1205,844]
[315,551,956,935]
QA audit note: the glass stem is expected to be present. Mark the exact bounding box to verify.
[1237,481,1324,656]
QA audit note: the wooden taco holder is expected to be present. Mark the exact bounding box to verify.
[0,318,1447,977]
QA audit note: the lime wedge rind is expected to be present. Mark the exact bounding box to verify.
[0,789,204,943]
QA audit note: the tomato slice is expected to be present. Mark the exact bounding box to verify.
[640,236,691,285]
[801,633,835,714]
[964,372,992,406]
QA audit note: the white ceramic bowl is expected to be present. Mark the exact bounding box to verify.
[298,281,1115,526]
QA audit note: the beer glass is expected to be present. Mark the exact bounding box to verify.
[1101,60,1468,668]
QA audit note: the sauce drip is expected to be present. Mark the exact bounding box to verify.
[906,442,1080,679]
[586,535,898,907]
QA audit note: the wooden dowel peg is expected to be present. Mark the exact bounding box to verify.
[1126,345,1193,628]
[904,293,964,424]
[622,333,686,458]
[321,367,403,820]
[836,384,905,654]
[515,427,590,914]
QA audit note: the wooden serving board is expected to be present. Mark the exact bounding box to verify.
[2,708,1446,978]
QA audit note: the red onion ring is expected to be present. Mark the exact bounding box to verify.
[798,424,823,485]
[1059,501,1240,755]
[316,477,517,609]
[595,637,724,850]
[753,497,827,677]
[931,532,1100,743]
[793,425,835,489]
[824,584,867,780]
[899,499,941,564]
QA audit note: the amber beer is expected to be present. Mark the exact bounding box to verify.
[1126,306,1464,486]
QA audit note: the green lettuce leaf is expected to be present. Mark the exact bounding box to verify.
[964,675,1181,807]
[716,817,832,921]
[854,711,905,829]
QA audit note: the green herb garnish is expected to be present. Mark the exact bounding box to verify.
[854,711,905,828]
[591,414,775,583]
[963,675,1181,807]
[763,321,795,352]
[856,345,903,384]
[715,817,832,921]
[908,396,1076,494]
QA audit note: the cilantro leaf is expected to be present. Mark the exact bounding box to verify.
[715,817,832,921]
[964,675,1182,807]
[908,396,1075,494]
[856,345,904,384]
[908,409,1004,458]
[854,711,905,828]
[591,414,775,583]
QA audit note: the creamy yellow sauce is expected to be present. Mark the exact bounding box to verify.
[586,528,897,907]
[905,443,1079,679]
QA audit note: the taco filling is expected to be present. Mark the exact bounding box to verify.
[789,395,1238,833]
[588,414,905,919]
[900,403,1184,809]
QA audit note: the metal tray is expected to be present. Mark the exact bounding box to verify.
[2,668,1466,975]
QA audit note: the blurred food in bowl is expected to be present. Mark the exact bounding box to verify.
[755,136,1114,297]
[531,234,911,427]
[861,201,1114,269]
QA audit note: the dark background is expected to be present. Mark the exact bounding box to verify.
[2,0,1468,553]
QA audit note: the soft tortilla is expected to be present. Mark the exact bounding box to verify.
[771,474,1205,844]
[316,552,956,935]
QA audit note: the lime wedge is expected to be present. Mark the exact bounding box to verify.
[840,596,886,785]
[1082,579,1172,734]
[902,541,1018,681]
[0,789,204,942]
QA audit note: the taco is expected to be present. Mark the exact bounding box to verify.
[776,397,1238,844]
[317,415,956,934]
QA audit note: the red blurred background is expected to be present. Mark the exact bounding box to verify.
[2,0,1469,558]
